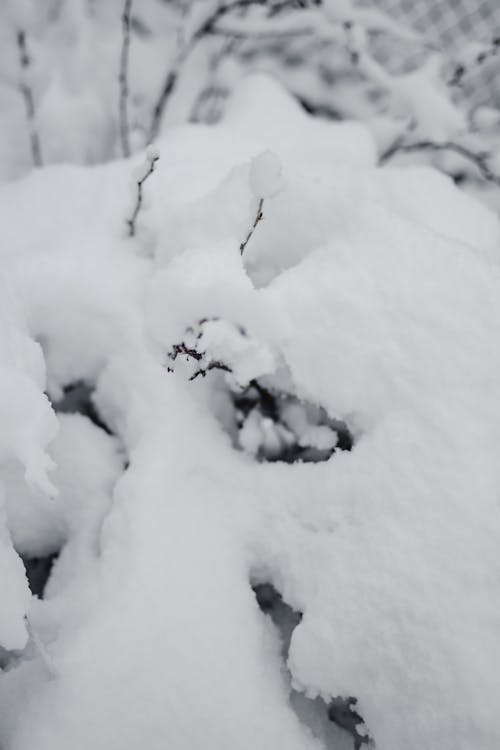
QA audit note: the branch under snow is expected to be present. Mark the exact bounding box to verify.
[16,30,43,168]
[119,0,133,158]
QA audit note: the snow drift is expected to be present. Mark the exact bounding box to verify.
[0,75,499,750]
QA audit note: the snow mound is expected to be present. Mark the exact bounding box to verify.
[0,74,499,750]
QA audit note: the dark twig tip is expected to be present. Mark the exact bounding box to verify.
[240,197,265,255]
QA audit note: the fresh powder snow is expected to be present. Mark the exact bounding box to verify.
[0,59,499,750]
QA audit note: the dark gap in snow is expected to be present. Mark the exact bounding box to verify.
[22,553,58,598]
[297,97,342,121]
[166,319,354,463]
[233,380,353,463]
[328,698,372,750]
[253,583,303,650]
[53,381,113,435]
[252,582,372,750]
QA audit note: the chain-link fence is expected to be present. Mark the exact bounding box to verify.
[376,0,500,107]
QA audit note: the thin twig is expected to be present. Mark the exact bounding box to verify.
[16,30,43,168]
[148,57,186,144]
[380,139,500,188]
[240,198,264,255]
[126,152,159,237]
[119,0,133,157]
[190,360,233,380]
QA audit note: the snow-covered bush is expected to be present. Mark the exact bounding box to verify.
[0,1,499,748]
[0,71,499,749]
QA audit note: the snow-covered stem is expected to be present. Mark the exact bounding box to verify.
[16,30,43,168]
[240,197,264,255]
[119,0,133,158]
[126,151,159,237]
[380,139,500,188]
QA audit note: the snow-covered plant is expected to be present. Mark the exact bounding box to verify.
[0,55,500,750]
[0,6,498,748]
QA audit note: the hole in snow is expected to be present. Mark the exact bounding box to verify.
[253,582,303,651]
[328,698,372,750]
[252,582,372,750]
[22,553,58,599]
[53,381,113,435]
[232,381,353,464]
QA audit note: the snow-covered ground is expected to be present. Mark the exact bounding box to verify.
[0,74,499,750]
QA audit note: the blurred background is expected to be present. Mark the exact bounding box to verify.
[377,0,500,106]
[0,0,498,206]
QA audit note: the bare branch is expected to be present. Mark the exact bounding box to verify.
[169,341,204,364]
[190,360,233,380]
[126,151,159,237]
[240,198,264,255]
[119,0,133,158]
[207,20,311,40]
[147,0,299,144]
[148,52,188,144]
[199,0,291,36]
[16,30,43,168]
[380,139,500,188]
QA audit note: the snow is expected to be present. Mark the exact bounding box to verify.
[0,276,57,650]
[249,150,284,199]
[197,319,277,385]
[0,73,499,750]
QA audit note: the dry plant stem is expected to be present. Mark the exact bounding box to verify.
[380,139,500,188]
[119,0,133,158]
[126,154,159,237]
[240,198,264,255]
[148,45,191,144]
[17,31,42,168]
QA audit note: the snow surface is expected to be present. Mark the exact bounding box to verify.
[0,74,499,750]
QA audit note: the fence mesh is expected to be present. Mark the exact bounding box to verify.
[375,0,500,107]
